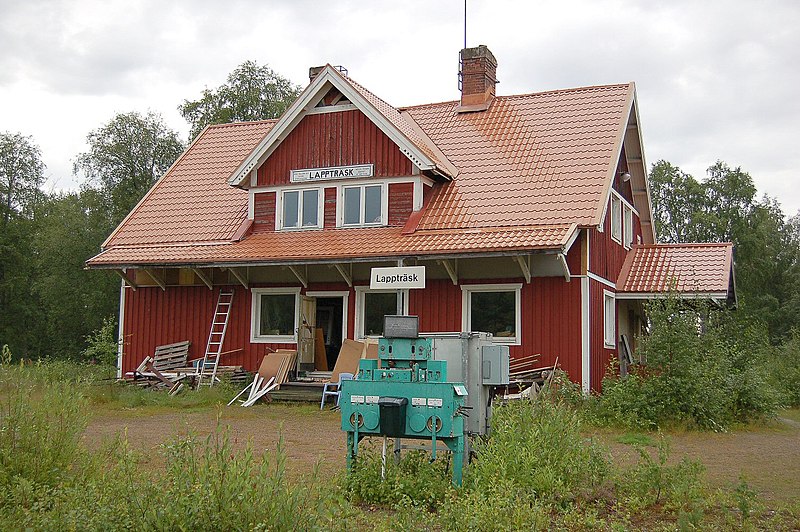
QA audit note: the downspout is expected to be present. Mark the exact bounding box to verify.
[116,277,126,379]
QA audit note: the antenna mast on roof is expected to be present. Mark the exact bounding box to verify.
[463,0,467,50]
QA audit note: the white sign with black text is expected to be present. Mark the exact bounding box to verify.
[369,266,426,290]
[290,164,374,183]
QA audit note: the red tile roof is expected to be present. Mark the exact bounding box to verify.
[103,120,275,248]
[88,74,636,268]
[405,84,633,230]
[617,243,734,297]
[88,224,575,267]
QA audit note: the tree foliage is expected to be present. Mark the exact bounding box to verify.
[179,60,301,139]
[649,159,800,342]
[0,132,45,228]
[73,111,184,224]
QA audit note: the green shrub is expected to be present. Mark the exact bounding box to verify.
[342,447,453,510]
[594,298,779,430]
[769,330,800,407]
[81,316,119,366]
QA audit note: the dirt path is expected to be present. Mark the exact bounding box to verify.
[83,404,346,478]
[599,419,800,502]
[84,404,800,501]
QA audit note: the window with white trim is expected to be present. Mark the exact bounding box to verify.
[611,195,622,242]
[342,184,384,226]
[623,205,633,249]
[279,188,321,229]
[462,284,522,345]
[603,290,616,348]
[250,288,300,343]
[355,287,407,338]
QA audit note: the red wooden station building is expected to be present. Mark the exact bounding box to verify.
[87,45,735,392]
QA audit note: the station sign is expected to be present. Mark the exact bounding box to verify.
[370,266,426,290]
[290,163,373,182]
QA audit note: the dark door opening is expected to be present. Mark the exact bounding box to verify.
[315,297,344,371]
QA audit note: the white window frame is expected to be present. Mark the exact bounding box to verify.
[623,205,633,249]
[354,286,408,339]
[461,283,523,346]
[610,195,622,243]
[338,183,388,227]
[250,287,301,343]
[276,187,323,230]
[603,289,616,348]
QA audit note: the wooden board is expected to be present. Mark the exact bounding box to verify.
[330,339,364,383]
[152,341,190,372]
[362,338,378,360]
[313,328,328,371]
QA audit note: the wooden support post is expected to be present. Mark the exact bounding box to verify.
[229,267,249,289]
[144,269,166,291]
[515,255,531,284]
[439,259,458,285]
[333,263,353,287]
[191,268,213,290]
[114,269,138,291]
[286,265,308,288]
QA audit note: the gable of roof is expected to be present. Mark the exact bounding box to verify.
[103,120,275,248]
[228,65,454,188]
[616,243,735,303]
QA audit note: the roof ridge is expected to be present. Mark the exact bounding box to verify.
[635,242,733,248]
[399,82,632,110]
[206,118,279,129]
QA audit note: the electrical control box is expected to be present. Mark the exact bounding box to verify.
[481,345,510,385]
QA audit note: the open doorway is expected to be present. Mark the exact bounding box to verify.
[316,297,344,370]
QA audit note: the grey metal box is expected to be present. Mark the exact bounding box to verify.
[383,315,419,338]
[481,345,510,385]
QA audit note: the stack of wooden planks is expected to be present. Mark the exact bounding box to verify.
[227,350,297,407]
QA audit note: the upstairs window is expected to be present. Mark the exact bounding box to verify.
[623,205,633,249]
[342,184,384,226]
[611,195,622,243]
[280,189,320,229]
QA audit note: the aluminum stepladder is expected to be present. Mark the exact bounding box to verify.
[197,289,234,387]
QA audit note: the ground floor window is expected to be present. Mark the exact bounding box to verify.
[355,287,408,338]
[461,283,522,345]
[604,289,616,348]
[250,287,300,343]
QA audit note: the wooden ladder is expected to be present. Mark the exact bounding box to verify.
[197,289,234,387]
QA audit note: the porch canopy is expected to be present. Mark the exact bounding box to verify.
[616,243,736,306]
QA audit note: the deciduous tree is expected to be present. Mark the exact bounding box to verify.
[73,111,184,224]
[0,132,45,229]
[179,61,300,139]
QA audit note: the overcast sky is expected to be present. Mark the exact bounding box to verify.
[2,0,798,216]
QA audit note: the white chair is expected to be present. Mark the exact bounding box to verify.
[320,372,354,409]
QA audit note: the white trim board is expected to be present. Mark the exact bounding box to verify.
[581,276,590,394]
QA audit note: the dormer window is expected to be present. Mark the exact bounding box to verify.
[342,184,385,226]
[279,188,321,230]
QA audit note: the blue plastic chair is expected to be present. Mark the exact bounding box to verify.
[320,372,354,409]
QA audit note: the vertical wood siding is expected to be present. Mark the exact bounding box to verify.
[589,197,642,283]
[257,110,413,186]
[123,276,585,387]
[388,182,414,226]
[252,192,276,233]
[323,187,336,228]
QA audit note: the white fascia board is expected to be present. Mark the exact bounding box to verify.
[228,66,439,188]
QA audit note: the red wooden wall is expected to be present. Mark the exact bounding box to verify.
[257,109,413,186]
[122,276,584,385]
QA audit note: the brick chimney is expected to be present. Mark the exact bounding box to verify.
[309,65,325,82]
[459,45,497,109]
